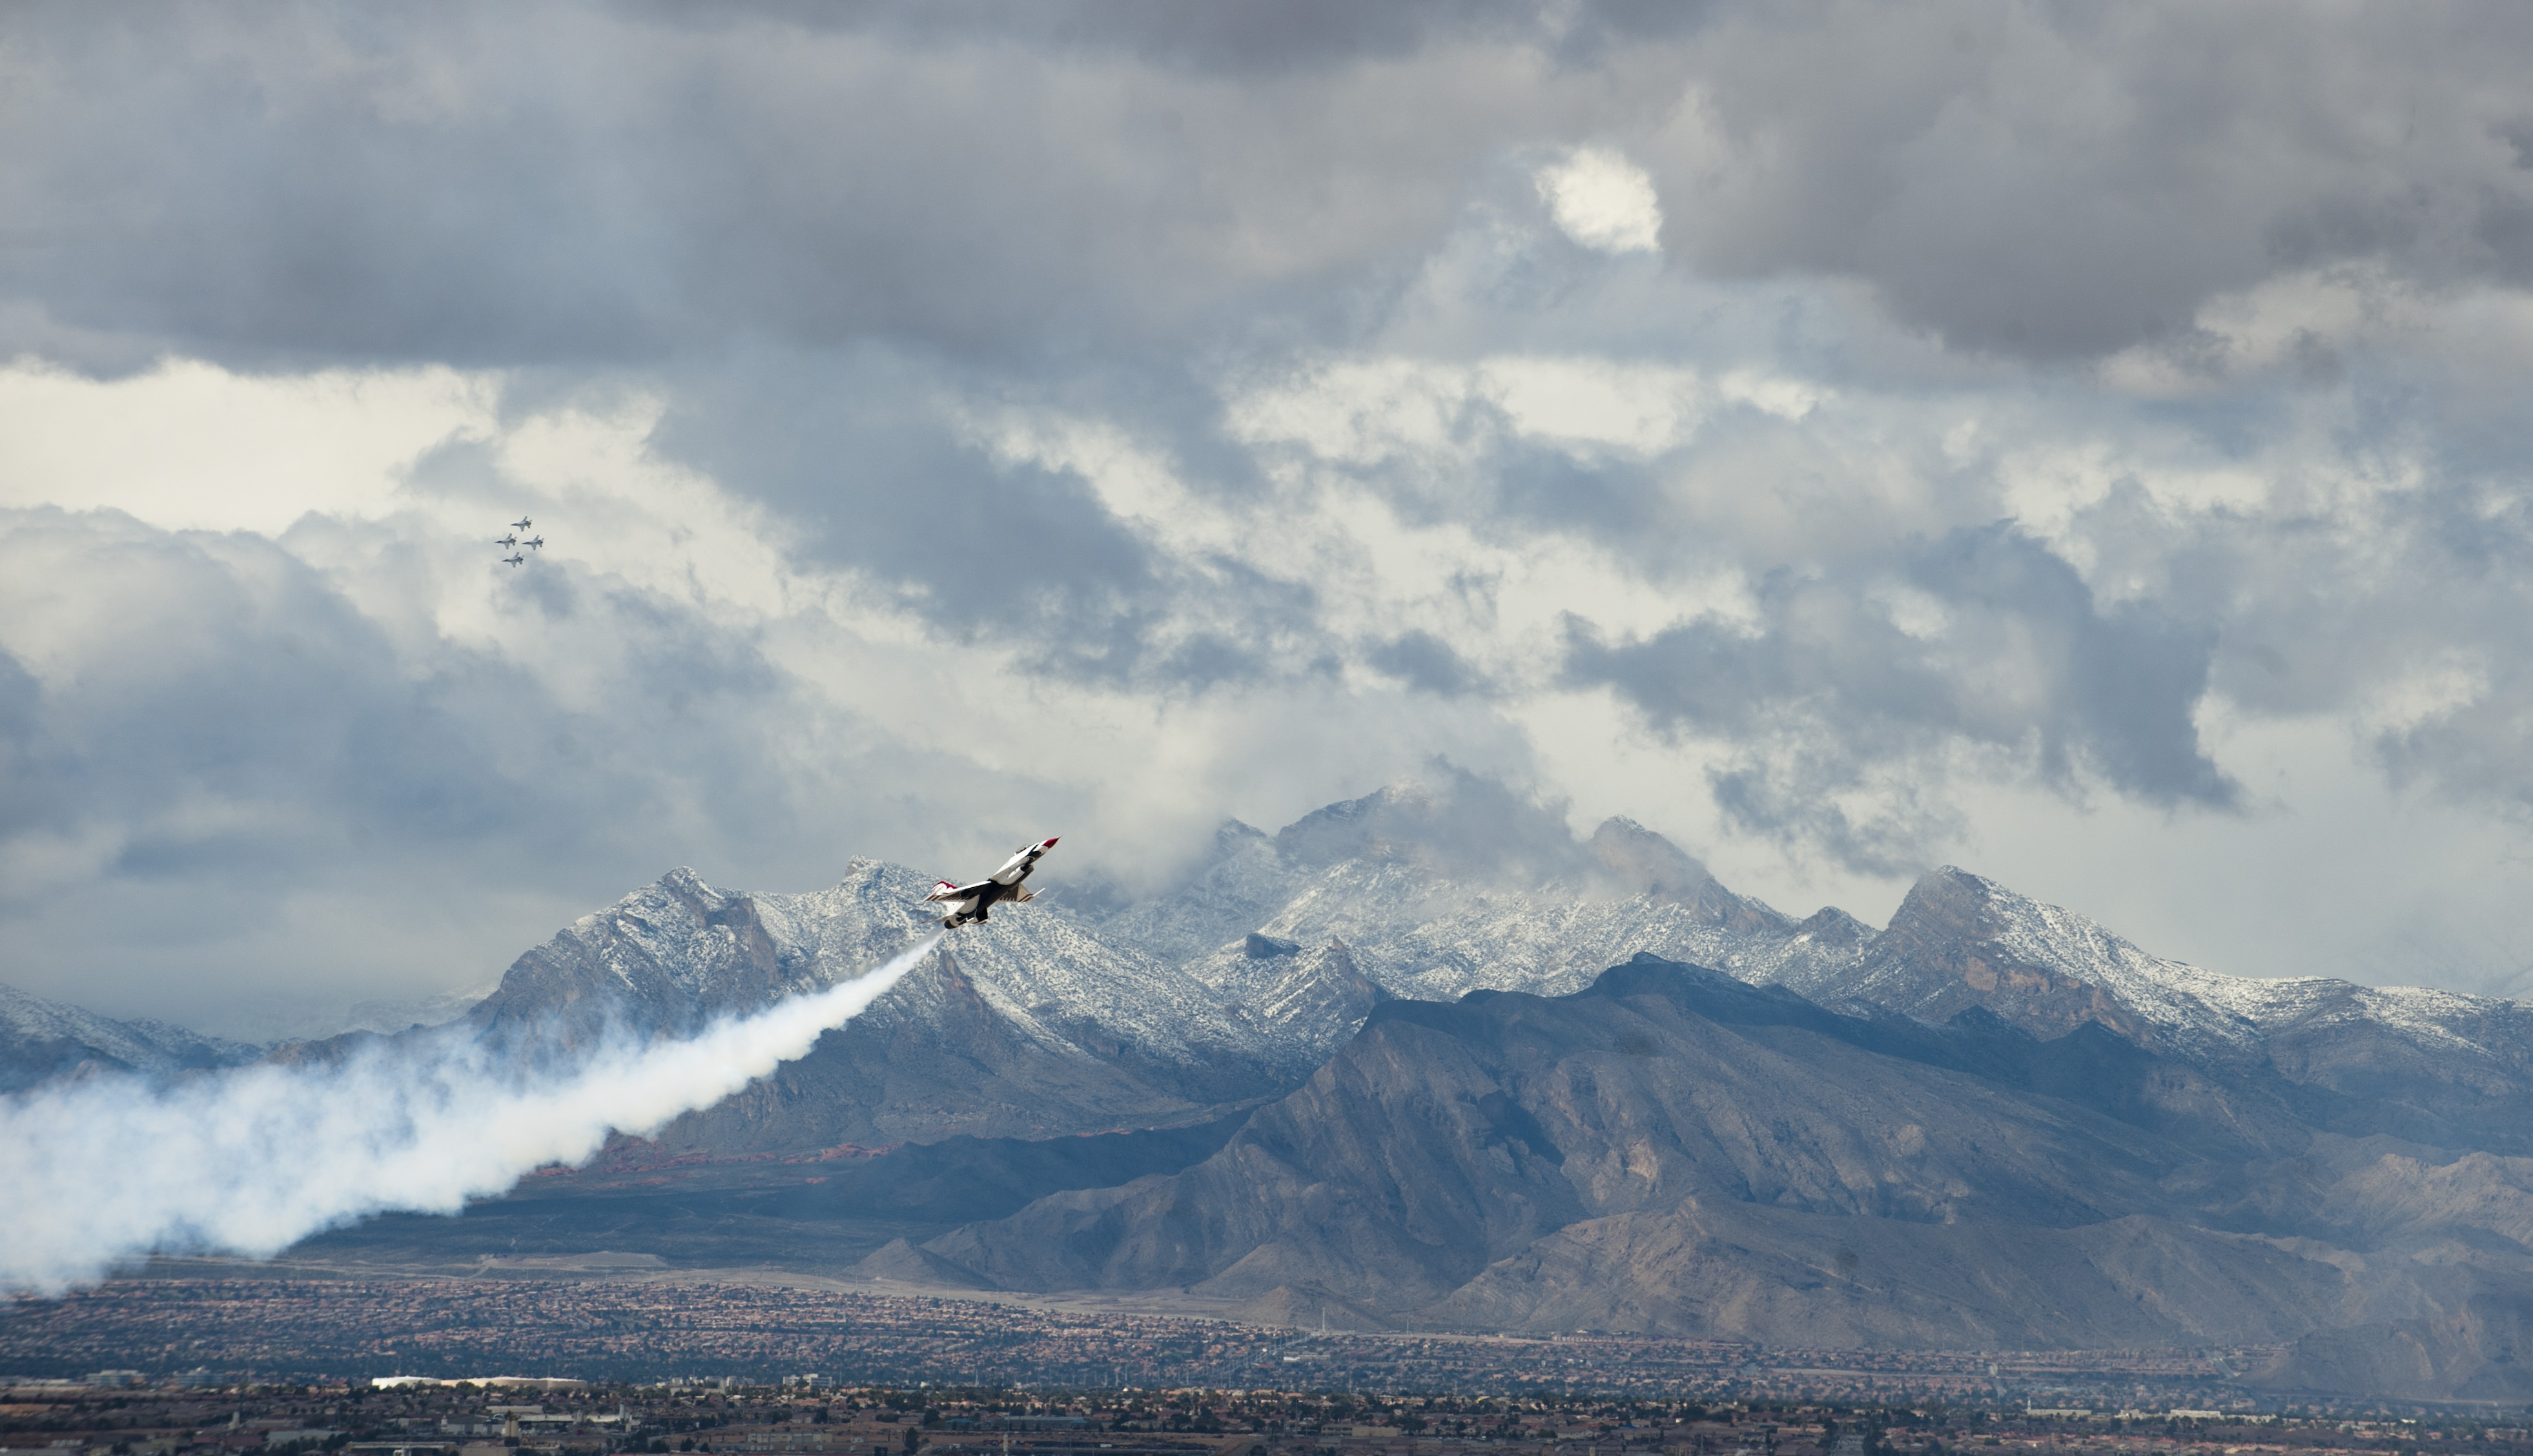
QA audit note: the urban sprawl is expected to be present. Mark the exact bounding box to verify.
[0,1278,2518,1456]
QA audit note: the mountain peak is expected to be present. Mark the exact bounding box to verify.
[1891,864,2003,925]
[657,865,718,899]
[1587,816,1713,895]
[1586,817,1789,933]
[1841,866,2152,1043]
[1271,774,1588,883]
[1874,866,2009,959]
[0,981,260,1092]
[1790,905,1873,948]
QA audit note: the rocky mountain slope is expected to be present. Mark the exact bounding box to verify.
[865,954,2533,1400]
[464,859,1321,1150]
[0,981,261,1092]
[439,781,1882,1154]
[1092,782,2533,1143]
[1792,867,2533,1151]
[1089,784,1858,1004]
[43,777,2525,1160]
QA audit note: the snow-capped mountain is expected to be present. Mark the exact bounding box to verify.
[21,775,2530,1162]
[461,857,1313,1149]
[1181,935,1390,1076]
[1092,783,2533,1138]
[1782,864,2288,1054]
[312,775,2533,1155]
[1789,866,2533,1145]
[1806,865,2533,1074]
[1089,786,1855,1005]
[0,981,262,1092]
[475,859,1272,1069]
[440,783,1872,1149]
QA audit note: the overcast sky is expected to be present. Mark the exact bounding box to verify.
[6,1,2533,1032]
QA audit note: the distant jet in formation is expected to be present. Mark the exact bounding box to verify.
[924,837,1058,928]
[493,515,548,570]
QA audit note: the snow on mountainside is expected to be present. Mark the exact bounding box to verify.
[16,775,2524,1138]
[1091,787,2533,1113]
[1089,786,1861,1005]
[1182,935,1391,1075]
[0,981,262,1092]
[454,856,1321,1148]
[1090,822,1299,967]
[1795,867,2533,1100]
[1256,861,1781,1003]
[473,859,1278,1076]
[1781,866,2280,1055]
[450,781,1878,1142]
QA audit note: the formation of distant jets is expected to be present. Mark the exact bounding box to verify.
[493,516,547,569]
[925,837,1059,928]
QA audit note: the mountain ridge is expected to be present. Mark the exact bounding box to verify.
[866,952,2533,1399]
[0,982,263,1093]
[18,777,2525,1121]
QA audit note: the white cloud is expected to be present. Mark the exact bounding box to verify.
[1225,353,1830,467]
[1533,146,1665,255]
[0,359,498,534]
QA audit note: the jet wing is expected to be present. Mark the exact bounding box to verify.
[924,879,993,902]
[990,837,1061,884]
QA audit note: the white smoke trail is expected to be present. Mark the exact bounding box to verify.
[1,934,943,1297]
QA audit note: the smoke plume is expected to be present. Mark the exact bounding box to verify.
[1,936,945,1297]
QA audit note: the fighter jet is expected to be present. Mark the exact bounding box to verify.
[502,552,526,567]
[496,533,519,548]
[923,837,1058,928]
[525,535,545,550]
[511,517,533,531]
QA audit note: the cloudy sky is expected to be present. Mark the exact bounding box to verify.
[6,1,2533,1033]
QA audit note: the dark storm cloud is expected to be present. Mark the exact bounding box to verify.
[0,649,63,842]
[14,2,2533,373]
[653,353,1158,643]
[0,0,1590,372]
[685,0,1563,76]
[1365,629,1490,697]
[646,347,1337,688]
[1564,524,2235,869]
[1643,3,2533,359]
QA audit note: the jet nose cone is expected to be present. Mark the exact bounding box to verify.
[1042,837,1059,847]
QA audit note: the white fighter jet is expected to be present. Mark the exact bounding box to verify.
[923,837,1058,928]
